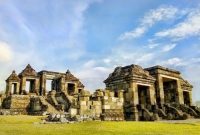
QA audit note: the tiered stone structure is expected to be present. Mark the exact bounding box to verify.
[0,64,200,121]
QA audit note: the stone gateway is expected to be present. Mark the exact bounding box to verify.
[0,64,200,121]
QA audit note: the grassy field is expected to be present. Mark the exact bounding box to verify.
[0,116,200,135]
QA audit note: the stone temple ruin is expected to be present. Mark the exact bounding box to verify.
[0,64,200,121]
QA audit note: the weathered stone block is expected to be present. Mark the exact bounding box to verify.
[117,102,123,106]
[79,101,87,106]
[79,97,90,101]
[69,108,77,116]
[118,98,124,103]
[80,105,89,110]
[103,96,108,100]
[111,97,117,102]
[109,92,114,97]
[92,101,101,106]
[86,101,92,106]
[102,105,110,109]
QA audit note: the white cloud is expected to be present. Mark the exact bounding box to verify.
[75,59,112,91]
[99,43,158,68]
[159,57,200,68]
[0,42,13,63]
[159,57,184,67]
[141,6,178,26]
[119,6,179,40]
[155,9,200,40]
[103,58,111,64]
[148,43,160,49]
[162,43,177,52]
[135,53,154,64]
[119,27,146,40]
[83,60,96,68]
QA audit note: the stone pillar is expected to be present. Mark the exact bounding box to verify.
[60,77,65,92]
[5,82,11,96]
[129,82,139,121]
[156,75,165,105]
[118,90,124,98]
[176,80,184,104]
[130,82,139,105]
[148,85,156,105]
[65,82,68,92]
[35,79,40,95]
[41,74,46,96]
[189,91,192,106]
[16,82,20,94]
[21,77,26,94]
[74,83,78,94]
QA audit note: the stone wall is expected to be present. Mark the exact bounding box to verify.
[65,89,124,121]
[1,95,30,115]
[2,95,30,109]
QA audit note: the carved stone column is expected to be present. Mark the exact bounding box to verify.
[148,85,156,105]
[74,83,78,94]
[41,74,46,96]
[156,74,165,105]
[60,77,65,92]
[6,82,11,96]
[16,82,20,94]
[35,79,40,95]
[21,77,26,94]
[176,80,184,104]
[118,90,124,98]
[188,91,192,106]
[129,82,139,121]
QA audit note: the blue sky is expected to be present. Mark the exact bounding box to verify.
[0,0,200,101]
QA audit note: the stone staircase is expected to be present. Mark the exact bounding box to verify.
[55,91,72,112]
[39,96,60,114]
[137,105,158,121]
[47,91,64,111]
[157,108,167,120]
[190,106,200,116]
[176,104,199,118]
[164,104,188,120]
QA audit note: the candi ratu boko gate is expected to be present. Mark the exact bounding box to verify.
[0,64,200,121]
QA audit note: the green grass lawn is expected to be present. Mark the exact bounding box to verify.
[0,116,200,135]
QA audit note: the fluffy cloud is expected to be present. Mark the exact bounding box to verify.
[119,6,179,40]
[159,57,184,67]
[159,57,200,67]
[156,9,200,40]
[74,60,112,91]
[148,43,160,49]
[0,42,13,63]
[162,43,177,52]
[119,27,146,40]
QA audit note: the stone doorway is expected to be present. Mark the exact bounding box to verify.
[11,83,17,94]
[26,79,35,93]
[67,83,75,95]
[183,91,191,106]
[46,80,53,93]
[52,79,61,92]
[137,85,150,107]
[162,78,177,104]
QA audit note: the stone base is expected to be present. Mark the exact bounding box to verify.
[0,108,28,115]
[2,95,30,110]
